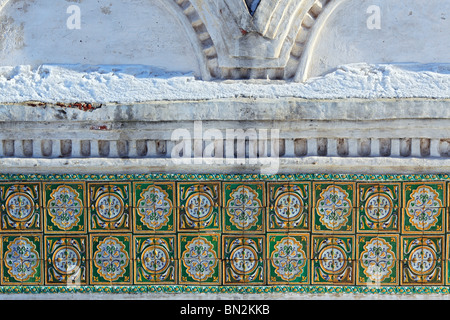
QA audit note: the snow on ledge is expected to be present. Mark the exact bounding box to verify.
[0,63,449,103]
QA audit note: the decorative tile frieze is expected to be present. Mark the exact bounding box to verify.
[0,174,449,292]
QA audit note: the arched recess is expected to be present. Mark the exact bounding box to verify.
[185,0,331,80]
[295,0,450,82]
[0,0,212,79]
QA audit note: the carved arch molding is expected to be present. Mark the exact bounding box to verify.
[172,0,330,80]
[1,0,447,81]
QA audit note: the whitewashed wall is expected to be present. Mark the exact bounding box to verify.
[0,0,201,75]
[300,0,450,80]
[0,0,449,81]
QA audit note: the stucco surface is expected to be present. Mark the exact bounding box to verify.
[0,0,201,75]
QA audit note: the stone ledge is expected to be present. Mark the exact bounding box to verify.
[1,156,450,175]
[1,98,450,122]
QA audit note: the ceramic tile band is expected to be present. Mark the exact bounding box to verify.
[0,173,449,293]
[0,173,448,182]
[0,285,448,295]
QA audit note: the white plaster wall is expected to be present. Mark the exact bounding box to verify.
[305,0,450,79]
[0,0,201,75]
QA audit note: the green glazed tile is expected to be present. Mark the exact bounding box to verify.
[446,234,450,285]
[0,183,42,232]
[88,183,131,232]
[401,235,444,285]
[134,235,176,284]
[267,183,310,231]
[311,235,355,285]
[357,183,400,232]
[178,233,220,285]
[177,182,221,231]
[267,233,309,284]
[223,235,265,285]
[90,234,132,285]
[223,182,265,233]
[356,234,399,286]
[313,182,355,233]
[44,236,88,285]
[403,182,445,233]
[43,182,86,233]
[2,234,43,285]
[133,182,175,233]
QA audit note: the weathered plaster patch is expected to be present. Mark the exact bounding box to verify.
[101,4,112,15]
[0,16,25,53]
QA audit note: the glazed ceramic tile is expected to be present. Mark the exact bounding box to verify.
[267,183,310,232]
[356,234,399,286]
[90,234,132,285]
[313,182,356,234]
[134,235,176,284]
[1,234,43,285]
[401,235,444,285]
[0,183,42,232]
[267,233,309,284]
[178,233,221,285]
[0,174,449,291]
[43,182,86,233]
[133,182,175,233]
[357,183,400,232]
[177,182,221,232]
[311,235,355,285]
[223,182,265,233]
[88,183,132,232]
[223,235,265,285]
[403,182,445,233]
[44,235,87,285]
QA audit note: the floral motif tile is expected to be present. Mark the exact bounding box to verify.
[133,182,175,233]
[357,183,400,232]
[356,235,399,286]
[0,183,42,232]
[311,235,355,285]
[267,233,309,284]
[312,182,355,233]
[223,182,265,233]
[1,174,450,290]
[1,234,43,285]
[267,183,310,232]
[88,183,132,232]
[402,182,445,233]
[134,235,176,284]
[178,233,220,285]
[223,235,265,285]
[401,235,444,285]
[43,182,86,233]
[44,235,87,285]
[177,182,221,231]
[90,234,132,285]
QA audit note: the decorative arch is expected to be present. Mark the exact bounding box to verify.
[181,0,331,80]
[169,0,219,79]
[295,0,450,82]
[0,0,213,79]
